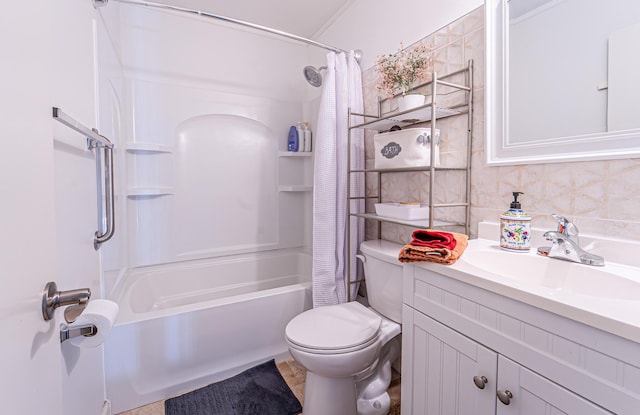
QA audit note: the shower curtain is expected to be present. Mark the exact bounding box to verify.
[312,50,364,307]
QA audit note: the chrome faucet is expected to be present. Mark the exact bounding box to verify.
[537,214,605,266]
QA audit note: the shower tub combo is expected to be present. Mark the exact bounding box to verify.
[101,74,315,412]
[104,248,311,413]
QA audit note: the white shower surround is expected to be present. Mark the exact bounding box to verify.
[98,4,315,413]
[99,0,315,293]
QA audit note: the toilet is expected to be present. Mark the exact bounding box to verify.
[285,240,404,415]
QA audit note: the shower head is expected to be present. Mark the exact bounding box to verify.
[303,65,327,87]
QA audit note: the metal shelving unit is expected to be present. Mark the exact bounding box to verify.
[346,60,474,300]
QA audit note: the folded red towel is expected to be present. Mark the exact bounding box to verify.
[399,231,468,265]
[410,229,457,250]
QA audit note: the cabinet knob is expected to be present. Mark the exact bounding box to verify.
[473,375,488,389]
[497,389,513,405]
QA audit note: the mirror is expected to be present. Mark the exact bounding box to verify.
[486,0,640,165]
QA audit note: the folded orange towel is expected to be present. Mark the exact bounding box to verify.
[398,230,469,265]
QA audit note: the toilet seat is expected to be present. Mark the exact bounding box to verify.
[286,302,382,355]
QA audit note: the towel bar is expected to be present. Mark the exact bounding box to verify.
[52,107,115,249]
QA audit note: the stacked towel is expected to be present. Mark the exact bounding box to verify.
[398,229,469,265]
[410,229,458,249]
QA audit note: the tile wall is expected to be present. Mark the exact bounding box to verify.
[361,6,640,243]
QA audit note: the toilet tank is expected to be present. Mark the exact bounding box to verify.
[359,240,404,323]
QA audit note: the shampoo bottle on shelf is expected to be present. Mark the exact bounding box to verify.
[500,191,531,252]
[287,125,299,152]
[296,122,305,152]
[303,122,312,152]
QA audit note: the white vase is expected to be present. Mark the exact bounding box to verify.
[397,94,425,112]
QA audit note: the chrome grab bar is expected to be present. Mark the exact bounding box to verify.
[52,107,115,249]
[90,138,115,249]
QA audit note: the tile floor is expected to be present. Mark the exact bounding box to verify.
[117,359,401,415]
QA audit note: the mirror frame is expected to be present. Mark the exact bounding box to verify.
[485,0,640,166]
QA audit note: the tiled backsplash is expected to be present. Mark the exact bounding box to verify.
[362,6,640,244]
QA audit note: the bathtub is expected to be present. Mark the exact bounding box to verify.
[104,248,312,414]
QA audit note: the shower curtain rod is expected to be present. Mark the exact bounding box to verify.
[99,0,353,55]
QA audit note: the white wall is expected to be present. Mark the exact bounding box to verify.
[119,4,312,102]
[313,0,483,71]
[299,0,482,156]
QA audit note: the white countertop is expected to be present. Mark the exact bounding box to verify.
[413,222,640,343]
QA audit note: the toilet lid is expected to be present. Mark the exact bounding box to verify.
[286,301,382,351]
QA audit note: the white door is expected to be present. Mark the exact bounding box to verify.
[51,1,109,414]
[1,1,107,414]
[0,1,63,414]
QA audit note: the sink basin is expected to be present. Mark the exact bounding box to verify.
[421,223,640,343]
[460,246,640,301]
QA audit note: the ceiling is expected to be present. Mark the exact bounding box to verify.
[140,0,353,39]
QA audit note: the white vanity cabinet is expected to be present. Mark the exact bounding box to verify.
[402,307,498,414]
[402,308,612,414]
[496,355,612,414]
[402,264,640,415]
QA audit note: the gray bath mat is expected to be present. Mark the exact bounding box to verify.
[164,359,303,415]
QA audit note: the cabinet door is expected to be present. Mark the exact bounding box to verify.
[402,306,497,415]
[496,356,613,415]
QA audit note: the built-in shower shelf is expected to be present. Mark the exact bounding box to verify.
[126,143,174,153]
[127,187,174,197]
[278,185,312,192]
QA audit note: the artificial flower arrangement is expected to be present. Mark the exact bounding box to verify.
[376,42,433,98]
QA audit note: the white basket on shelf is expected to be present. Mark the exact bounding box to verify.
[373,128,440,169]
[374,202,429,220]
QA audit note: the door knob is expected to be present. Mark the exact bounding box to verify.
[42,281,91,321]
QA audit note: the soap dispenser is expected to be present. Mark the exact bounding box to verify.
[500,191,531,252]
